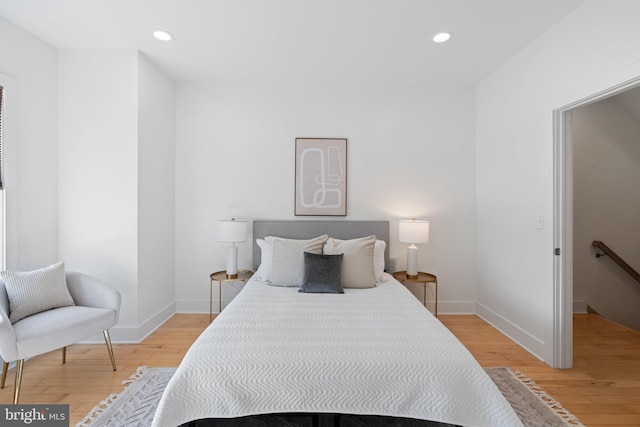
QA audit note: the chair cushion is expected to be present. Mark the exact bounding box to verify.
[14,305,116,360]
[1,262,75,324]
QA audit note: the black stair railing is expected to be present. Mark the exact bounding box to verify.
[592,240,640,284]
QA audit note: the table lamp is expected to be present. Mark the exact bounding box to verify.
[399,219,430,279]
[218,218,248,279]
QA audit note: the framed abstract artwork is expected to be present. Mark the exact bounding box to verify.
[295,138,347,216]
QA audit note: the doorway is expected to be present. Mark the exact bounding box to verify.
[553,77,640,369]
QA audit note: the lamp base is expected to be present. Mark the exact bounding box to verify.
[406,244,419,277]
[226,245,238,280]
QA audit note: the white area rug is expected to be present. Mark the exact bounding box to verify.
[78,366,176,427]
[485,367,585,427]
[78,366,584,427]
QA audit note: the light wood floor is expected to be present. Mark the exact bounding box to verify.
[1,313,639,426]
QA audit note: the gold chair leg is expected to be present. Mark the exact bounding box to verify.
[103,330,116,371]
[1,362,8,388]
[62,346,67,364]
[13,359,24,404]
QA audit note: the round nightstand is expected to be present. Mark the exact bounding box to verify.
[209,270,253,322]
[392,271,438,317]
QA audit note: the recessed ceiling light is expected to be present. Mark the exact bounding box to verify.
[432,32,453,43]
[153,30,173,41]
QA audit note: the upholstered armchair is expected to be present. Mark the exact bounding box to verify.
[0,270,121,403]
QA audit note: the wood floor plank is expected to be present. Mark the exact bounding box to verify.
[1,312,638,426]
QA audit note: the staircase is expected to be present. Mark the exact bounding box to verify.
[587,240,640,331]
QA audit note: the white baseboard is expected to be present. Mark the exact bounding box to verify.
[79,302,176,344]
[475,302,546,362]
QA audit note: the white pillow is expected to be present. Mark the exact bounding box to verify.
[323,236,377,288]
[255,239,273,281]
[260,235,329,287]
[1,261,75,324]
[324,237,386,282]
[373,239,387,282]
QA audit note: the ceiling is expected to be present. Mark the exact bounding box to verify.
[0,0,584,85]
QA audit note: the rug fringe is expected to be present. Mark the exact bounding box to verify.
[512,369,585,427]
[122,365,151,385]
[76,366,151,427]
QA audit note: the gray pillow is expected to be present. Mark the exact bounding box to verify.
[299,252,344,294]
[269,234,329,287]
[1,261,75,323]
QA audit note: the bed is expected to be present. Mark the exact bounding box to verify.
[151,220,521,427]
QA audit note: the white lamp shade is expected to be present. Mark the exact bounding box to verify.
[398,219,430,244]
[218,219,248,243]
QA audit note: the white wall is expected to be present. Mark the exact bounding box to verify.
[137,52,176,327]
[0,17,58,270]
[573,97,640,328]
[175,81,478,313]
[58,50,177,341]
[0,14,177,342]
[58,50,139,330]
[476,0,640,363]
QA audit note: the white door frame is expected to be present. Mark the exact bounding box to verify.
[0,73,18,271]
[552,77,640,369]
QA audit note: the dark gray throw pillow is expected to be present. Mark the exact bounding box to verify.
[299,252,344,294]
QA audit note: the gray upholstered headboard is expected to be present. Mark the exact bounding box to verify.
[252,220,390,271]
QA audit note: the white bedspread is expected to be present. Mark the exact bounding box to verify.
[152,274,522,427]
